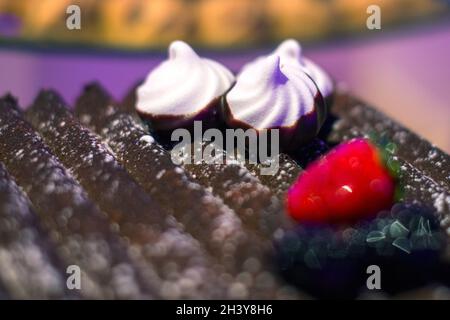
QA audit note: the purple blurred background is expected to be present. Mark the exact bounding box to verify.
[1,24,449,153]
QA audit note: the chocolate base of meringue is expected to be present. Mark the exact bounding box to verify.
[221,92,327,152]
[137,96,226,146]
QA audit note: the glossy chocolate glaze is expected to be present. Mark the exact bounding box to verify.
[129,80,230,144]
[138,96,225,141]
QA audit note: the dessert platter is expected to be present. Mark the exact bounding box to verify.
[0,40,449,299]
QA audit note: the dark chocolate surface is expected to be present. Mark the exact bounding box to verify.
[26,90,225,299]
[0,162,68,299]
[0,95,151,299]
[75,84,300,299]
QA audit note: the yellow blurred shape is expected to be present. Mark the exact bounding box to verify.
[196,0,264,47]
[20,0,72,35]
[100,0,192,48]
[266,0,331,40]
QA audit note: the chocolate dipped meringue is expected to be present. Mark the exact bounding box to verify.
[223,54,326,151]
[136,40,235,135]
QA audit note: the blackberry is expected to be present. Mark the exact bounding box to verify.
[275,224,367,299]
[364,203,445,294]
[275,202,447,298]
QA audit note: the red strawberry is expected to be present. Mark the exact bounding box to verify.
[287,138,395,224]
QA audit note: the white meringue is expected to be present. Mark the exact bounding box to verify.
[136,41,235,116]
[226,54,322,130]
[274,39,333,98]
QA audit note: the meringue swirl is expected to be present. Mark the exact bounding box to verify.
[226,54,321,130]
[274,39,334,98]
[136,41,234,116]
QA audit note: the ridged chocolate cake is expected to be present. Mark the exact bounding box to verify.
[0,41,449,300]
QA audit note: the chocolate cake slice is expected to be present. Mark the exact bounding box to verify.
[0,59,448,298]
